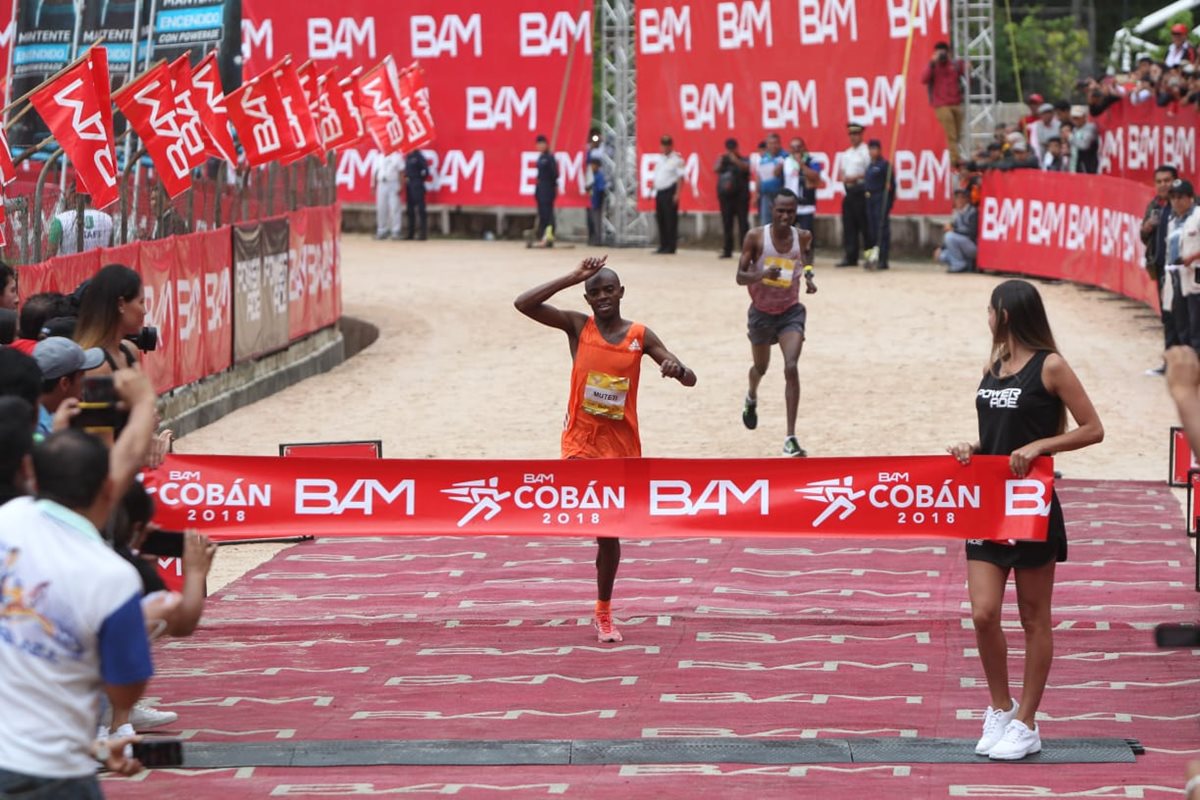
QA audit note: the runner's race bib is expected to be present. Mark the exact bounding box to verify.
[761,256,795,288]
[582,371,630,419]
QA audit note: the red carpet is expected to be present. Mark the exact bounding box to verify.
[105,479,1200,798]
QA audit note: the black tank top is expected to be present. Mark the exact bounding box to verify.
[976,350,1061,456]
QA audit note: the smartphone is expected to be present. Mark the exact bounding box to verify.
[70,402,128,437]
[1154,623,1200,648]
[131,739,184,768]
[139,530,185,559]
[82,375,116,404]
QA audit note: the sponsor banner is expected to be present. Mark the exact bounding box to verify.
[977,169,1157,308]
[15,249,100,298]
[1172,427,1195,488]
[195,227,233,376]
[10,0,77,144]
[240,0,593,206]
[142,454,1055,541]
[232,217,290,361]
[633,0,952,215]
[172,234,207,387]
[1097,101,1197,187]
[137,238,181,393]
[153,0,226,62]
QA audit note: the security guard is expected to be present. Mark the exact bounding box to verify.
[863,138,896,271]
[836,122,871,266]
[535,134,559,245]
[403,149,429,241]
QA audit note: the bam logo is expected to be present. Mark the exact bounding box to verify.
[134,78,189,177]
[718,1,772,49]
[411,13,482,58]
[979,196,1024,242]
[241,19,273,62]
[1005,480,1051,517]
[649,479,769,516]
[53,79,116,188]
[428,150,485,193]
[680,83,733,130]
[640,152,700,199]
[240,83,281,155]
[465,86,537,131]
[204,269,230,331]
[894,149,953,201]
[798,0,857,44]
[143,281,173,340]
[336,148,376,193]
[360,74,404,148]
[887,0,946,38]
[761,80,818,128]
[845,75,905,126]
[175,277,201,343]
[520,151,586,195]
[308,17,376,60]
[639,6,692,54]
[519,11,592,57]
[169,84,207,168]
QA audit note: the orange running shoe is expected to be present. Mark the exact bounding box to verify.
[594,611,623,643]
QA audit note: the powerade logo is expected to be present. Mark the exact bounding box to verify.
[157,6,223,33]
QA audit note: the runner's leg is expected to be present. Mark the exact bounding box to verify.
[747,343,771,402]
[968,559,1013,710]
[1013,560,1056,726]
[778,330,804,438]
[595,536,621,601]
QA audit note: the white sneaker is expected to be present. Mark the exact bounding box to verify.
[130,703,178,730]
[988,719,1042,760]
[974,700,1019,755]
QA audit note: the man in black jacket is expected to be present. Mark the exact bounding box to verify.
[715,138,750,259]
[1143,164,1180,374]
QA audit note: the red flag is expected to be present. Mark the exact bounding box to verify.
[0,195,9,247]
[226,72,292,167]
[29,47,119,208]
[273,60,322,163]
[297,61,320,112]
[319,68,364,151]
[357,57,406,154]
[0,127,16,186]
[167,55,213,171]
[396,62,436,151]
[190,52,238,164]
[113,62,193,198]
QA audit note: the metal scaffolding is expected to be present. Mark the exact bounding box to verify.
[953,0,998,160]
[598,0,650,247]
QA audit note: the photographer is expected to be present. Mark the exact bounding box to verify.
[74,264,147,373]
[920,40,967,163]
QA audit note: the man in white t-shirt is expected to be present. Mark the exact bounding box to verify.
[47,192,113,258]
[652,134,687,255]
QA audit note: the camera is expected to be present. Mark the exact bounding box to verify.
[125,326,158,353]
[139,529,185,559]
[71,376,129,436]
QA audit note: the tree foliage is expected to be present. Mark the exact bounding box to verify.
[996,8,1091,102]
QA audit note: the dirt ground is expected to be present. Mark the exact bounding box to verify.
[183,235,1183,590]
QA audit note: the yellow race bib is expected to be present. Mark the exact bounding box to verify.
[582,371,630,419]
[761,255,795,288]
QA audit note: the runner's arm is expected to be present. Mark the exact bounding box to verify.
[643,328,696,386]
[513,256,605,334]
[735,229,766,285]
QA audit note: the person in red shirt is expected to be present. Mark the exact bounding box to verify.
[921,41,967,164]
[514,256,696,643]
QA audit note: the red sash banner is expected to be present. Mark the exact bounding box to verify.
[977,169,1157,309]
[113,63,193,199]
[29,48,119,208]
[191,53,239,164]
[142,454,1055,542]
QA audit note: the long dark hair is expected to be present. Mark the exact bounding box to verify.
[988,279,1066,432]
[74,264,141,350]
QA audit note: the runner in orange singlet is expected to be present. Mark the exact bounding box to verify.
[514,256,697,642]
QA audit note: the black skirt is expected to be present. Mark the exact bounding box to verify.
[965,491,1067,569]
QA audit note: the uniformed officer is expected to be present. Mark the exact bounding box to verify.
[535,134,559,245]
[836,122,871,267]
[863,138,897,271]
[372,152,404,240]
[403,149,429,241]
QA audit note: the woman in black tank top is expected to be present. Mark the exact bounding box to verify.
[947,280,1103,761]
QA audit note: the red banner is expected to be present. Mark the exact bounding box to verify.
[1097,100,1199,187]
[1171,427,1194,487]
[167,55,215,172]
[633,1,952,215]
[0,126,16,187]
[29,48,119,208]
[977,170,1157,308]
[275,59,323,162]
[191,53,239,164]
[240,0,593,206]
[227,71,293,167]
[113,63,193,199]
[137,239,180,394]
[196,229,234,378]
[357,57,407,154]
[317,68,362,151]
[143,454,1054,541]
[396,62,435,151]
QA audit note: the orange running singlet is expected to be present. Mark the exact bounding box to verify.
[561,318,646,459]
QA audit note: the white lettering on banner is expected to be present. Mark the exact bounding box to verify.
[308,17,376,60]
[264,252,289,315]
[295,479,415,516]
[717,1,772,49]
[336,148,377,192]
[428,150,485,194]
[640,152,700,199]
[279,95,307,152]
[1005,480,1051,517]
[360,75,405,149]
[176,277,201,343]
[798,0,858,44]
[761,80,818,128]
[465,87,537,131]
[240,84,282,156]
[519,151,586,196]
[638,7,692,54]
[133,78,190,178]
[1121,124,1197,174]
[237,256,262,322]
[410,14,482,58]
[893,150,952,201]
[153,478,272,508]
[845,75,905,126]
[143,281,172,344]
[798,475,981,526]
[979,196,1024,242]
[1023,199,1105,250]
[170,84,207,167]
[52,79,117,188]
[204,269,231,332]
[1100,208,1142,261]
[519,11,592,57]
[0,21,13,50]
[886,0,946,38]
[680,83,734,130]
[649,480,770,516]
[241,19,273,62]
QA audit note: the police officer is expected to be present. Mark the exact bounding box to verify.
[863,138,896,271]
[836,122,871,267]
[535,134,559,245]
[403,149,430,241]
